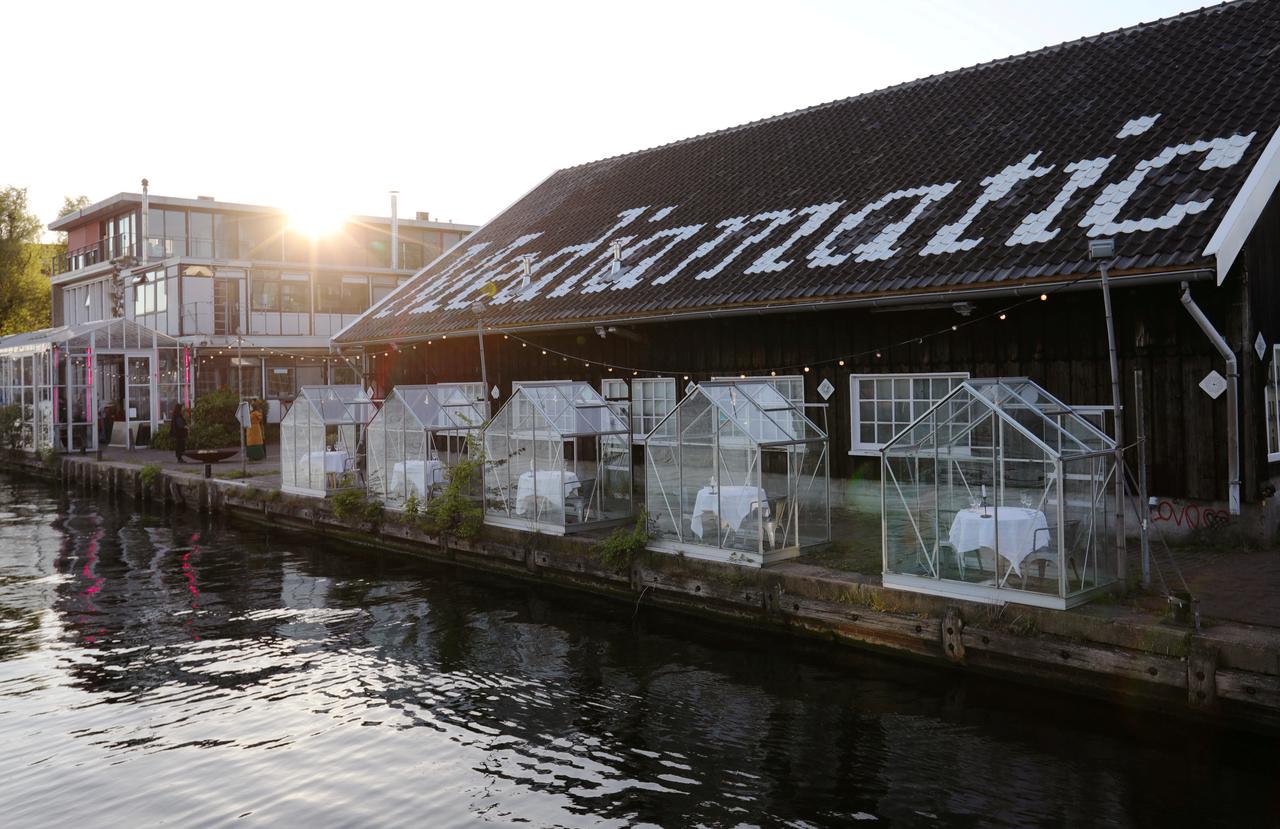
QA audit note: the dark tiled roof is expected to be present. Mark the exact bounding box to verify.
[339,0,1280,343]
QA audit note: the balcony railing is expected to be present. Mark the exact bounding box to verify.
[57,233,135,275]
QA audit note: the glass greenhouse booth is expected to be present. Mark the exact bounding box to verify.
[881,378,1119,609]
[0,318,189,453]
[366,383,489,510]
[280,385,371,496]
[483,380,632,535]
[645,380,830,567]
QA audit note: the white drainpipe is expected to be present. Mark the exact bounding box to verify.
[1180,282,1241,514]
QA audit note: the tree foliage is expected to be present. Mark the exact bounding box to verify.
[0,187,50,335]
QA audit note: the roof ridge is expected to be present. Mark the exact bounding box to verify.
[561,0,1251,172]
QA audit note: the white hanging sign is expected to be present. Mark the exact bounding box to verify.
[817,378,835,400]
[1199,370,1227,400]
[490,385,500,399]
[1255,332,1267,361]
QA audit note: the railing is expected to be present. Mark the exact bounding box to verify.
[57,233,135,275]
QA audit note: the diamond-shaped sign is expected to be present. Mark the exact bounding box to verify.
[490,385,500,399]
[817,378,835,400]
[685,381,696,395]
[1256,332,1268,361]
[1199,370,1227,400]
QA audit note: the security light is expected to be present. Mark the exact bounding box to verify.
[1088,239,1116,260]
[952,301,976,317]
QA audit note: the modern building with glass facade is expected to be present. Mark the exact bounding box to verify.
[47,190,475,433]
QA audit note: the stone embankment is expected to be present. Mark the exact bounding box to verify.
[23,451,1280,733]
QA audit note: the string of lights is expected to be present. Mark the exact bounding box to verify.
[358,270,1098,380]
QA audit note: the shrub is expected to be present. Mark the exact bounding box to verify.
[421,439,484,551]
[595,510,653,570]
[139,464,162,489]
[332,489,384,525]
[0,403,21,449]
[39,446,59,470]
[403,491,421,519]
[187,387,241,449]
[150,424,173,451]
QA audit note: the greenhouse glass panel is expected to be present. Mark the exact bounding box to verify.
[280,385,367,496]
[483,380,632,535]
[645,380,830,567]
[881,378,1120,609]
[365,383,487,510]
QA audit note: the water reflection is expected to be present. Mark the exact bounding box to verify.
[0,477,1274,827]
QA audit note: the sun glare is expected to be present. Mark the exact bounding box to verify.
[286,203,349,238]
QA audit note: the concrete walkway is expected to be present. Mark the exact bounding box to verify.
[63,446,1280,632]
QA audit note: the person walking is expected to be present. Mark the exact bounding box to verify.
[171,404,189,464]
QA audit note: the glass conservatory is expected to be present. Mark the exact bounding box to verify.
[0,318,189,453]
[881,378,1119,609]
[483,380,632,534]
[365,383,489,509]
[280,385,371,496]
[645,380,830,567]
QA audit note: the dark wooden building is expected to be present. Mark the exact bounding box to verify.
[337,0,1280,531]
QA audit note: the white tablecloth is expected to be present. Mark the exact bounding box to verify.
[391,459,445,496]
[305,450,349,475]
[515,471,580,515]
[690,485,769,539]
[948,507,1048,575]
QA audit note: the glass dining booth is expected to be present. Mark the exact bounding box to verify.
[482,380,632,534]
[644,380,830,567]
[365,383,488,510]
[880,378,1119,609]
[0,318,190,453]
[280,385,371,496]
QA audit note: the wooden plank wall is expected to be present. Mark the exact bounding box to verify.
[374,281,1245,502]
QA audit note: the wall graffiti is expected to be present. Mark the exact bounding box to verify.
[1151,499,1231,531]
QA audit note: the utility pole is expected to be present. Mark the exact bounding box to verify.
[1089,239,1127,587]
[472,301,489,408]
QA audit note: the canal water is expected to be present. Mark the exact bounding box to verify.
[0,478,1276,828]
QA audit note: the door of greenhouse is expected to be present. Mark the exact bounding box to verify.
[126,356,152,446]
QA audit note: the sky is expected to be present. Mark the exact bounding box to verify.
[3,0,1213,239]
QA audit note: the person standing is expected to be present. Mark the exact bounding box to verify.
[171,404,189,464]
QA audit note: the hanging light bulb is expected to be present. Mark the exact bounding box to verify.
[838,359,845,366]
[1040,293,1048,301]
[770,370,776,376]
[803,366,810,373]
[875,351,881,359]
[999,313,1007,320]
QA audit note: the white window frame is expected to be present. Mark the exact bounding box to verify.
[601,378,632,436]
[712,374,804,407]
[1267,345,1280,462]
[631,377,677,443]
[849,371,968,455]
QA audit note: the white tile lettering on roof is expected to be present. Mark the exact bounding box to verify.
[650,216,750,286]
[1117,114,1161,138]
[807,183,957,268]
[1079,132,1256,237]
[693,210,800,281]
[921,153,1055,256]
[595,223,706,291]
[1006,157,1114,247]
[745,202,844,274]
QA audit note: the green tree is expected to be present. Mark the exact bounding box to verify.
[0,187,50,335]
[55,195,91,244]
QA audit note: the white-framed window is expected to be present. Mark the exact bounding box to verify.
[601,377,631,431]
[1267,345,1279,462]
[850,372,968,455]
[631,377,677,442]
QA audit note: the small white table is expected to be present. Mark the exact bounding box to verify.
[302,450,349,489]
[948,506,1049,576]
[515,470,580,516]
[391,459,446,498]
[690,485,770,539]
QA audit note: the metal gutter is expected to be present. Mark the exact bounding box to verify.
[1179,281,1241,514]
[343,266,1215,345]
